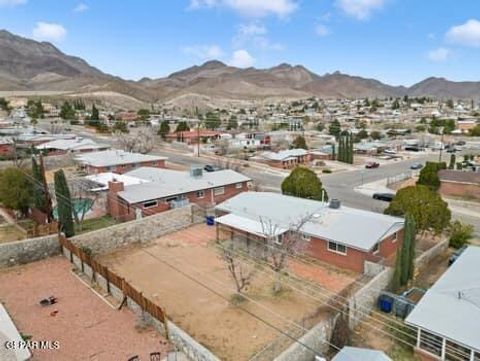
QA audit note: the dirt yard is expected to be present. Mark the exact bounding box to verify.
[0,257,170,361]
[98,224,347,361]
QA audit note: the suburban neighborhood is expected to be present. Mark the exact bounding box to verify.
[1,1,480,361]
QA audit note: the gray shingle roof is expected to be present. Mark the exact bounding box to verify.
[117,167,251,204]
[405,246,480,351]
[75,150,167,167]
[215,192,404,251]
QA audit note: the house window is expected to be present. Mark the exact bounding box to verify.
[213,187,225,196]
[301,233,311,242]
[445,340,471,361]
[372,242,380,254]
[393,232,398,242]
[143,200,158,208]
[196,190,205,198]
[419,329,442,357]
[328,241,347,255]
[235,182,243,189]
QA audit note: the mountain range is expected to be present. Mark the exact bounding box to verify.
[1,29,480,109]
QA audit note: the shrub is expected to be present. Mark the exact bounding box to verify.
[449,221,473,249]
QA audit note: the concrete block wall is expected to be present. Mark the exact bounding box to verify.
[70,206,195,254]
[0,234,59,268]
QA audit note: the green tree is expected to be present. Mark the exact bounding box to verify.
[27,100,44,119]
[449,221,474,249]
[392,214,416,291]
[328,119,341,138]
[391,98,400,110]
[281,167,328,201]
[54,169,75,237]
[91,104,99,120]
[470,124,480,136]
[175,121,190,132]
[385,185,451,234]
[449,154,456,170]
[112,121,128,133]
[292,135,308,150]
[316,123,325,132]
[31,158,47,212]
[59,101,76,120]
[157,120,170,139]
[205,112,221,130]
[227,115,238,130]
[0,168,33,216]
[137,108,150,121]
[354,129,369,142]
[446,99,454,109]
[417,161,446,191]
[0,97,10,111]
[370,130,382,140]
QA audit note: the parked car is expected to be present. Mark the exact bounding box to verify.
[384,149,397,155]
[365,161,380,169]
[410,163,423,170]
[204,164,220,172]
[372,193,395,202]
[448,245,468,266]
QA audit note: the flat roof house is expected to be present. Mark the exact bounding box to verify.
[332,347,392,361]
[405,246,480,361]
[75,150,167,174]
[36,138,110,155]
[251,149,310,169]
[215,192,404,273]
[106,167,251,221]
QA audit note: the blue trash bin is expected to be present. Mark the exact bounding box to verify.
[206,216,214,226]
[377,294,393,313]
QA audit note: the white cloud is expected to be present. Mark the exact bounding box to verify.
[189,0,297,18]
[336,0,385,20]
[233,22,283,51]
[229,49,255,67]
[0,0,26,7]
[315,24,331,37]
[181,44,224,60]
[427,47,451,62]
[32,22,66,42]
[73,3,89,12]
[446,19,480,47]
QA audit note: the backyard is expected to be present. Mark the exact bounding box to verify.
[98,224,357,360]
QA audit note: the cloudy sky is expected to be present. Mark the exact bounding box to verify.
[1,0,479,85]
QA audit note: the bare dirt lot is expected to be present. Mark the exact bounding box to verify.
[99,224,354,361]
[0,257,169,361]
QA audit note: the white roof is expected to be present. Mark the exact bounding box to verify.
[0,303,31,361]
[75,150,167,167]
[332,347,392,361]
[216,213,288,238]
[117,167,251,204]
[215,192,403,251]
[36,138,109,151]
[260,148,308,161]
[84,172,149,191]
[406,246,480,351]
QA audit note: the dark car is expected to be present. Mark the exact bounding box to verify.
[372,193,395,202]
[448,245,468,266]
[365,161,380,169]
[204,164,220,172]
[410,163,423,170]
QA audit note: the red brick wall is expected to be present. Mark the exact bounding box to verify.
[306,229,403,273]
[440,181,480,201]
[0,144,13,155]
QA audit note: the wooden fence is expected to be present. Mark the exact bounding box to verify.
[58,236,167,330]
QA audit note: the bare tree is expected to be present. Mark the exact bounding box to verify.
[220,241,256,296]
[115,127,154,154]
[11,137,27,168]
[214,138,230,156]
[68,178,99,231]
[260,215,312,293]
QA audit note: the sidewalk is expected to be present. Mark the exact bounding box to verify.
[445,198,480,219]
[354,178,394,197]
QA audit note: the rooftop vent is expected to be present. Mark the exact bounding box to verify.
[190,166,203,178]
[329,199,341,209]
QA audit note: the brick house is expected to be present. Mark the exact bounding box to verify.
[438,170,480,201]
[0,137,13,156]
[106,167,251,221]
[251,149,310,169]
[165,130,221,145]
[405,246,480,361]
[215,192,404,273]
[35,138,110,155]
[75,150,167,174]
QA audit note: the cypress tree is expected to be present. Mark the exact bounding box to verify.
[31,158,46,211]
[449,154,456,170]
[405,214,417,282]
[391,249,402,292]
[54,169,75,237]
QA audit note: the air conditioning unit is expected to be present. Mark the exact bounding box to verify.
[329,198,341,209]
[190,166,203,178]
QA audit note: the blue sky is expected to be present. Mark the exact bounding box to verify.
[1,0,480,86]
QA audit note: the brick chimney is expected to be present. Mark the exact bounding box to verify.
[107,180,125,219]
